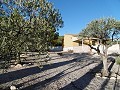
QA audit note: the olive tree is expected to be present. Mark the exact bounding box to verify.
[0,0,63,65]
[0,9,28,64]
[79,18,120,76]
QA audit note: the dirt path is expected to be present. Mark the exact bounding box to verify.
[0,53,120,90]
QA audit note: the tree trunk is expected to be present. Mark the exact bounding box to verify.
[16,52,21,64]
[88,43,109,76]
[102,45,109,76]
[102,55,108,76]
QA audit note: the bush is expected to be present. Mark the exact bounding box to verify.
[116,56,120,65]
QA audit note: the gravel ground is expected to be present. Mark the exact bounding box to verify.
[0,52,120,90]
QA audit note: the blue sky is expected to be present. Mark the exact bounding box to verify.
[49,0,120,36]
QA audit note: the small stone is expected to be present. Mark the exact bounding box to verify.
[111,73,117,77]
[102,76,108,79]
[14,64,22,68]
[93,54,99,57]
[20,54,28,58]
[96,75,101,78]
[29,63,32,65]
[10,85,17,90]
[110,77,116,79]
[96,73,101,77]
[117,75,120,79]
[22,64,28,67]
[10,65,15,68]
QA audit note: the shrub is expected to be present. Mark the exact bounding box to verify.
[116,56,120,65]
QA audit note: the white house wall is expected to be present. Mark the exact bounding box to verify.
[63,44,120,54]
[63,47,74,52]
[63,45,91,53]
[107,44,120,54]
[92,44,120,54]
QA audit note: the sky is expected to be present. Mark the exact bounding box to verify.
[49,0,120,36]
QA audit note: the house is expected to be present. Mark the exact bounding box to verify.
[63,34,79,51]
[63,34,98,53]
[63,34,120,54]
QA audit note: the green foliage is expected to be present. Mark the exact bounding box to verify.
[79,17,120,76]
[0,0,64,65]
[116,56,120,65]
[79,18,120,44]
[52,36,64,46]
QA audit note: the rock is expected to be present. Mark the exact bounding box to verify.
[14,64,22,68]
[111,73,117,77]
[117,75,120,79]
[10,65,15,68]
[20,54,28,58]
[93,53,99,57]
[22,64,28,67]
[102,76,108,79]
[28,63,32,65]
[110,77,116,79]
[10,85,17,90]
[95,73,102,77]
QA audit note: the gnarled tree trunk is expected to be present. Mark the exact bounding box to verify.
[102,55,108,76]
[90,44,109,76]
[100,45,109,76]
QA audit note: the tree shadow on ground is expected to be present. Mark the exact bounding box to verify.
[18,62,99,90]
[16,57,100,90]
[99,60,115,90]
[108,53,120,57]
[113,65,120,90]
[26,53,90,63]
[0,53,89,85]
[0,66,40,84]
[16,60,97,89]
[60,63,103,90]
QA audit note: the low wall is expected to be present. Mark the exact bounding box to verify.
[107,44,120,54]
[63,44,120,54]
[63,45,91,53]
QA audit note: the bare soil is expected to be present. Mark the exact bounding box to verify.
[0,52,120,90]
